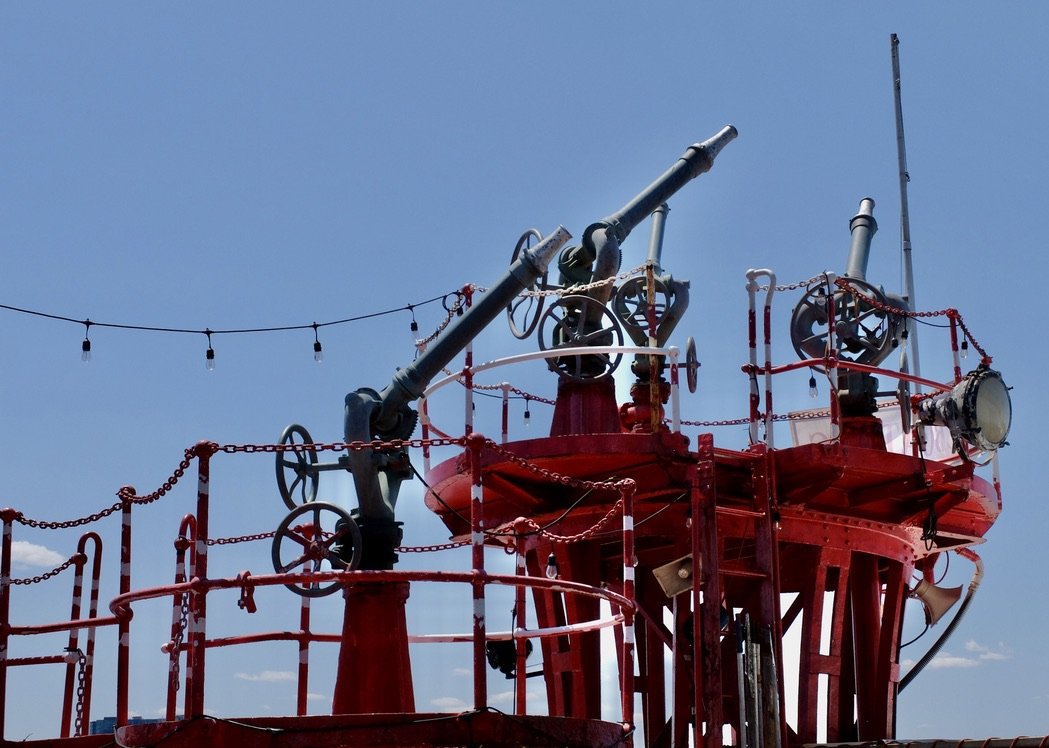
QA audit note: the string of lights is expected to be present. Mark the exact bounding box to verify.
[0,289,464,369]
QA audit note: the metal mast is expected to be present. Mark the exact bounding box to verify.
[891,33,922,389]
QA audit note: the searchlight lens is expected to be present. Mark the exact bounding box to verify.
[918,366,1012,453]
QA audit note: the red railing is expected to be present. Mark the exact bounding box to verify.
[0,437,639,742]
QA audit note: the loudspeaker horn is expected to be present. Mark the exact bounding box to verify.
[910,579,963,626]
[652,555,698,598]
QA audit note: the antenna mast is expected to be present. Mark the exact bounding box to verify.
[891,33,922,388]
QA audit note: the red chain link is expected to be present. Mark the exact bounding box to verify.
[7,555,78,586]
[206,531,276,546]
[483,439,629,493]
[15,446,203,530]
[516,498,626,544]
[835,277,990,361]
[220,436,464,455]
[397,541,469,553]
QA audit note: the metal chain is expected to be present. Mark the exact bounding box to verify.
[520,263,648,299]
[483,439,627,493]
[206,531,276,546]
[15,447,199,531]
[397,541,469,553]
[7,555,77,586]
[515,498,625,544]
[757,273,829,292]
[220,436,464,455]
[835,278,990,361]
[61,646,88,734]
[170,591,190,693]
[414,292,466,351]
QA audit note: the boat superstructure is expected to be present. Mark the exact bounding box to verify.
[0,118,1020,748]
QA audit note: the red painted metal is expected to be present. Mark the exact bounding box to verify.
[0,268,1019,748]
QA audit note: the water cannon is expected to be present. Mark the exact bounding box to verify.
[510,127,738,381]
[271,127,738,583]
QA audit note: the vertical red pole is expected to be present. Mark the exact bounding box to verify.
[693,434,723,748]
[116,493,133,727]
[620,481,637,740]
[463,286,475,437]
[514,531,528,716]
[948,312,963,382]
[467,433,487,710]
[190,443,216,719]
[0,511,16,741]
[296,595,311,716]
[763,296,775,448]
[81,533,102,733]
[420,398,432,475]
[61,548,87,737]
[168,521,193,722]
[500,384,510,444]
[747,285,761,442]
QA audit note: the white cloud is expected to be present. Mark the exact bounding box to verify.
[307,692,328,702]
[430,696,468,711]
[488,690,515,706]
[927,653,979,669]
[452,667,472,677]
[234,670,296,683]
[964,639,1012,661]
[10,541,63,569]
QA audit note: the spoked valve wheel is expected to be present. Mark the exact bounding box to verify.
[612,276,674,337]
[537,295,624,380]
[506,228,551,340]
[271,502,362,597]
[275,424,319,510]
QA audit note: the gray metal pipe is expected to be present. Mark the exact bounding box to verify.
[646,203,669,273]
[371,226,571,436]
[582,125,737,306]
[844,197,878,281]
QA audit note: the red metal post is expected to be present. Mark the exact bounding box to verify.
[620,480,637,739]
[694,434,723,747]
[514,530,529,716]
[168,517,194,722]
[61,532,100,737]
[468,433,487,710]
[296,590,311,716]
[116,492,133,727]
[81,533,102,734]
[0,511,15,740]
[60,549,87,737]
[948,313,963,382]
[189,443,216,719]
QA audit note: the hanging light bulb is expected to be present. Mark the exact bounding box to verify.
[808,371,818,398]
[205,330,216,371]
[544,552,559,580]
[408,306,419,343]
[960,339,969,359]
[312,323,324,363]
[523,397,531,427]
[81,320,92,363]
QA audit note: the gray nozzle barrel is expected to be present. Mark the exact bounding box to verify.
[374,226,571,431]
[844,197,878,281]
[586,125,738,248]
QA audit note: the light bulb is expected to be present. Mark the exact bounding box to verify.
[960,339,969,359]
[808,374,818,398]
[81,338,92,363]
[544,553,559,580]
[410,318,419,342]
[206,347,216,371]
[313,340,324,363]
[523,405,531,427]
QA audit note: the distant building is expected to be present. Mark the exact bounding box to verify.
[89,715,174,735]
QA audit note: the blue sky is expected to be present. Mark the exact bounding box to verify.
[1,2,1046,742]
